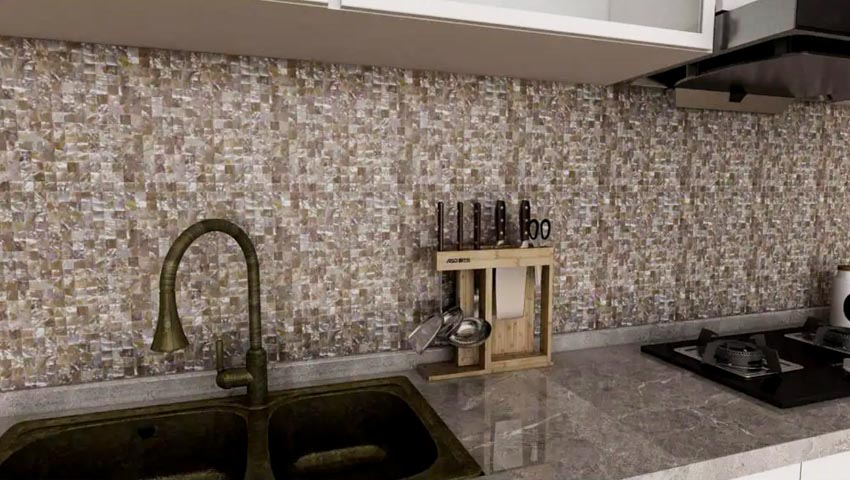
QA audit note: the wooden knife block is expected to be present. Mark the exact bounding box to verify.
[418,247,555,382]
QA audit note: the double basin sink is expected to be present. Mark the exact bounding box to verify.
[0,376,481,480]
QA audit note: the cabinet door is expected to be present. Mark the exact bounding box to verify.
[262,0,328,4]
[340,0,715,50]
[801,450,850,480]
[734,464,800,480]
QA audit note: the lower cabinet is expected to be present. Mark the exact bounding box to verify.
[732,450,850,480]
[800,450,850,480]
[734,464,800,480]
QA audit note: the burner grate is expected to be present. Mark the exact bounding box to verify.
[822,327,850,350]
[693,329,784,376]
[714,340,766,371]
[786,318,850,355]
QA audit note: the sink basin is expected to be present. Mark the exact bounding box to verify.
[0,376,481,480]
[268,382,477,480]
[270,391,435,479]
[0,409,247,480]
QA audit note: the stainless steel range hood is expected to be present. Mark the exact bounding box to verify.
[646,0,850,112]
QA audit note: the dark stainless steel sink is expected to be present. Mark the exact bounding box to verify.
[0,409,248,480]
[0,376,481,480]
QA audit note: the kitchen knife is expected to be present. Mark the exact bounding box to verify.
[457,202,464,250]
[437,202,444,252]
[473,202,482,250]
[519,200,531,242]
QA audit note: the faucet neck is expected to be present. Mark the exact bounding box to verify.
[159,219,264,351]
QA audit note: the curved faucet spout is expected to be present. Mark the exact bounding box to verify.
[151,219,268,405]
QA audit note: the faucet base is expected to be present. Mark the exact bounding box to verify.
[246,348,269,406]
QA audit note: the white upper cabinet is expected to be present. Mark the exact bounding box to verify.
[340,0,715,50]
[0,0,716,86]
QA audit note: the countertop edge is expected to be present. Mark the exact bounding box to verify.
[623,427,850,480]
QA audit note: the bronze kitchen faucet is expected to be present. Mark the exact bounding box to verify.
[151,219,269,405]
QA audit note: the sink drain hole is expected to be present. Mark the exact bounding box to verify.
[137,425,158,439]
[293,444,387,475]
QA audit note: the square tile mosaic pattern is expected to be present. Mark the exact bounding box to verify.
[1,37,849,390]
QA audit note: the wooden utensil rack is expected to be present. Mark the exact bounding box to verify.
[418,247,555,382]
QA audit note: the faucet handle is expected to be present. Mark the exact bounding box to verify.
[214,337,254,391]
[215,338,225,372]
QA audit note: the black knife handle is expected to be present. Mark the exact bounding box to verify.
[495,200,506,244]
[519,200,531,242]
[437,202,444,252]
[457,202,464,250]
[473,202,481,250]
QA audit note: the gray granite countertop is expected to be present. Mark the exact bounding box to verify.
[2,341,850,480]
[411,345,850,480]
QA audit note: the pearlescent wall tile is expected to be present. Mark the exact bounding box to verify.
[814,105,850,306]
[1,37,849,391]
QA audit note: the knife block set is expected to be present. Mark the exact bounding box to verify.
[418,201,555,382]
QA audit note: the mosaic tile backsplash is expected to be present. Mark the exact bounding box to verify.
[1,37,849,391]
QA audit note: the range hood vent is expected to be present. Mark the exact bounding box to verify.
[648,0,850,107]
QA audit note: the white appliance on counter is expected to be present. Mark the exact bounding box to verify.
[831,266,850,328]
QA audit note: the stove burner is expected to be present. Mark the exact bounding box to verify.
[784,318,850,356]
[822,326,850,350]
[794,318,850,353]
[696,329,782,375]
[714,340,766,371]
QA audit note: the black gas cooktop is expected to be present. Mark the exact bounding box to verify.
[642,319,850,408]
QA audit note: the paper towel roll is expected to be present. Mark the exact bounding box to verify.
[496,267,527,320]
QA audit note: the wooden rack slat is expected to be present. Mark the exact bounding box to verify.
[436,247,554,271]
